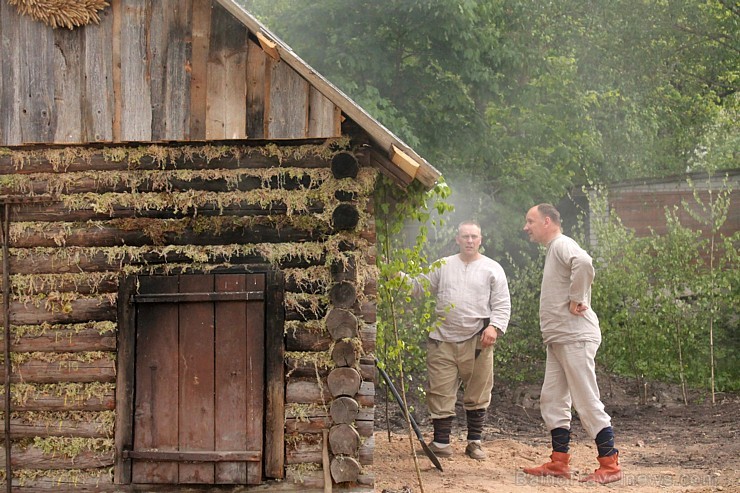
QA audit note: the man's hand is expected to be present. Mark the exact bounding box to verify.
[480,325,498,348]
[569,300,588,316]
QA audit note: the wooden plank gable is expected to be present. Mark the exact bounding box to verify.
[268,60,309,139]
[0,0,341,146]
[150,0,194,141]
[84,11,116,142]
[118,0,152,141]
[0,1,23,145]
[0,0,441,190]
[205,1,249,140]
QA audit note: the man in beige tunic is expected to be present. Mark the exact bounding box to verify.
[403,220,510,460]
[522,203,622,484]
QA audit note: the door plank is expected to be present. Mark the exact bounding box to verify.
[115,276,136,484]
[133,276,179,483]
[214,274,248,483]
[178,274,216,483]
[263,269,285,479]
[245,273,266,484]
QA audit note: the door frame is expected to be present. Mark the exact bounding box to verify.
[113,266,285,485]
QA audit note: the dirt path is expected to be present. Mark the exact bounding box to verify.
[370,388,739,493]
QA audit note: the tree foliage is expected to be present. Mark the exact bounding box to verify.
[243,0,737,253]
[241,0,739,393]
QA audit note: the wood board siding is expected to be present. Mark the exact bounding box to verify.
[0,142,376,490]
[0,0,341,147]
[148,0,194,141]
[268,61,309,139]
[206,2,249,140]
[118,0,152,141]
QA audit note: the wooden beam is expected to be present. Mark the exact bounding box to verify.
[114,275,136,484]
[124,450,261,462]
[256,32,280,61]
[390,144,419,181]
[264,269,285,479]
[132,291,264,303]
[361,147,413,188]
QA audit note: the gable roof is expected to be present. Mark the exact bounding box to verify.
[214,1,440,189]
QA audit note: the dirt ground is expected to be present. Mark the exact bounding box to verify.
[369,378,739,493]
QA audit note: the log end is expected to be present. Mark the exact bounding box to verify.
[330,455,361,484]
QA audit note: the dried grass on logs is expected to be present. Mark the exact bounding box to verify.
[7,0,109,29]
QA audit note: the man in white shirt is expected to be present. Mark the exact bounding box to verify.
[521,203,622,484]
[403,220,510,460]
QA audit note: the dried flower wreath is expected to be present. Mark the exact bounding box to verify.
[7,0,109,29]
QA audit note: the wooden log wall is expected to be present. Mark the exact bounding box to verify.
[0,141,378,491]
[0,0,341,147]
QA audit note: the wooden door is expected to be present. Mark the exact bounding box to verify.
[130,273,265,485]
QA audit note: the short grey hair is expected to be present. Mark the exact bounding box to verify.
[536,204,561,226]
[457,220,481,234]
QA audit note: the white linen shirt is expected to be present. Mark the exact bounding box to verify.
[408,254,511,342]
[539,234,601,344]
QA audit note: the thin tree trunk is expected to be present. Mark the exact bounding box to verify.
[709,233,716,406]
[676,319,688,405]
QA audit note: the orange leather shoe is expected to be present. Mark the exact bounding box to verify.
[580,453,623,484]
[522,451,572,479]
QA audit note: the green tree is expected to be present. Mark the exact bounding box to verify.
[684,172,738,401]
[243,0,737,262]
[242,0,740,392]
[591,184,739,396]
[589,192,656,395]
[374,177,453,395]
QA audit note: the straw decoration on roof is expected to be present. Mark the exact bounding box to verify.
[7,0,109,29]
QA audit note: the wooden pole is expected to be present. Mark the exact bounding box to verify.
[322,428,332,493]
[3,203,12,493]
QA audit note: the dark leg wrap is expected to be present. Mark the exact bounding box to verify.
[551,427,571,453]
[466,409,486,441]
[595,426,618,457]
[432,416,454,444]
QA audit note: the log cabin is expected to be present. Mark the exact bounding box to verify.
[0,1,441,491]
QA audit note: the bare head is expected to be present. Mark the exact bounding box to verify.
[456,220,482,261]
[523,203,562,245]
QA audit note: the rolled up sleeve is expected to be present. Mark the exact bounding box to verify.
[488,266,511,333]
